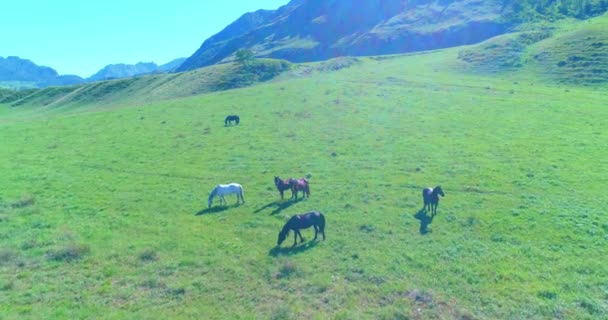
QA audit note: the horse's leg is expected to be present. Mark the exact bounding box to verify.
[280,190,283,200]
[292,230,298,247]
[297,230,304,243]
[313,225,318,241]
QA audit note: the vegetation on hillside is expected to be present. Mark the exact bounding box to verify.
[214,58,290,91]
[504,0,608,21]
[459,11,608,84]
[0,59,291,111]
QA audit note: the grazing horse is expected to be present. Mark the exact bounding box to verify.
[289,178,310,200]
[224,115,240,126]
[277,211,326,247]
[208,183,245,208]
[422,186,445,216]
[274,176,293,200]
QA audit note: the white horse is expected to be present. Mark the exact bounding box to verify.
[208,183,245,208]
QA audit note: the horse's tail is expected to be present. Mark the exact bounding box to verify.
[318,212,326,240]
[318,212,325,234]
[239,186,245,202]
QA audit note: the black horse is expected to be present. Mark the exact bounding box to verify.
[422,185,445,216]
[277,211,326,247]
[225,115,240,126]
[274,176,293,200]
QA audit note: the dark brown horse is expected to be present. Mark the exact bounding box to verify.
[422,186,445,216]
[289,178,310,200]
[225,115,240,126]
[274,176,293,200]
[277,211,326,247]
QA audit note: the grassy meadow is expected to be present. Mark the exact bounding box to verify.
[1,18,608,320]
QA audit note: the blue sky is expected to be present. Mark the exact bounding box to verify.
[1,0,288,77]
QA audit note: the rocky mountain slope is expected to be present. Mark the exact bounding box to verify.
[178,0,512,71]
[179,0,608,72]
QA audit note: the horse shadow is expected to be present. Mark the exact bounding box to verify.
[414,208,435,235]
[253,200,297,215]
[196,204,239,216]
[268,241,318,257]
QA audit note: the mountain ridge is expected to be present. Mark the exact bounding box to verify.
[178,0,512,71]
[178,0,608,72]
[87,58,186,82]
[0,57,187,89]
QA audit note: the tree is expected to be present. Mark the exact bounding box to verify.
[234,48,255,66]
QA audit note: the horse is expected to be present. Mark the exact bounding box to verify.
[224,115,240,126]
[208,183,245,208]
[422,186,445,216]
[277,211,326,247]
[289,178,310,200]
[274,176,293,200]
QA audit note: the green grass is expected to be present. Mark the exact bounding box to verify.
[1,20,607,320]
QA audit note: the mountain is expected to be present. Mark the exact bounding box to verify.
[0,56,187,88]
[0,56,84,88]
[178,0,512,71]
[158,58,187,72]
[87,58,186,82]
[178,0,608,72]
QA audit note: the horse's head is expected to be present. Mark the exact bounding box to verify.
[208,188,216,208]
[435,186,445,197]
[277,230,288,246]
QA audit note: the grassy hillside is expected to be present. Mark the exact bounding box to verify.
[1,20,607,320]
[1,59,290,116]
[458,12,608,85]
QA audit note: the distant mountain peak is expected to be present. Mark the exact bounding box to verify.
[0,56,83,88]
[87,58,186,81]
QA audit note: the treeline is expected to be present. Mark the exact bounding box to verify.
[503,0,608,21]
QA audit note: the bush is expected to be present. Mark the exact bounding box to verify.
[47,244,90,262]
[138,249,158,262]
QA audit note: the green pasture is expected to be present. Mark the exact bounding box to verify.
[1,19,608,320]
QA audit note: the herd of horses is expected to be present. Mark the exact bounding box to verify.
[208,178,444,248]
[212,114,445,247]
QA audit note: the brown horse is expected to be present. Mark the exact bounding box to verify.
[277,211,326,247]
[274,176,293,200]
[422,186,445,216]
[289,178,310,200]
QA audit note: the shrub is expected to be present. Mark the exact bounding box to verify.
[47,244,90,262]
[138,249,158,262]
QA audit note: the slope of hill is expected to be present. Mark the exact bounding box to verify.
[457,11,608,84]
[179,0,608,72]
[1,59,291,111]
[0,56,84,89]
[1,31,607,319]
